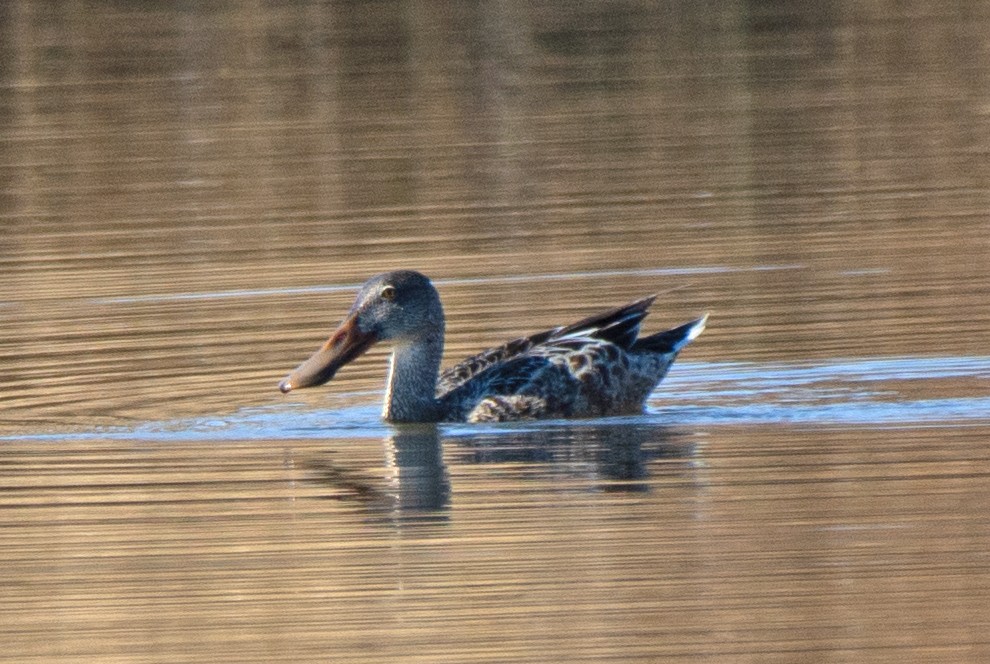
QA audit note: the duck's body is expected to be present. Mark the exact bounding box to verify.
[279,270,706,423]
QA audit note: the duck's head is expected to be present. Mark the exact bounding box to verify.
[278,270,444,393]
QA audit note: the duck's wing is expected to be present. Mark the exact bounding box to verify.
[436,330,557,397]
[436,296,655,397]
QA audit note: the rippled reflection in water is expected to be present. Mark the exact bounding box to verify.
[2,1,990,662]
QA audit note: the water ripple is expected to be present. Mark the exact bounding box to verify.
[655,356,990,425]
[89,264,802,305]
[4,355,987,443]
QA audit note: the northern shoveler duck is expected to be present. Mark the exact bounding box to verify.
[279,270,707,423]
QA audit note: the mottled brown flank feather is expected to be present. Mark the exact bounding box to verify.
[468,395,549,421]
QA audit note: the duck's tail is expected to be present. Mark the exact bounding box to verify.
[633,313,708,354]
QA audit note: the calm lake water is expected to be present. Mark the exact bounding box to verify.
[2,1,990,662]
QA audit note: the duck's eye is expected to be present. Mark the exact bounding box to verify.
[380,285,397,301]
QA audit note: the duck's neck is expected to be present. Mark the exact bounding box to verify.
[383,336,443,422]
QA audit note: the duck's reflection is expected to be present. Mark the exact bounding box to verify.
[304,424,450,523]
[304,422,698,520]
[382,424,450,516]
[455,423,697,493]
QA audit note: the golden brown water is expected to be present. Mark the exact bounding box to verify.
[2,2,990,662]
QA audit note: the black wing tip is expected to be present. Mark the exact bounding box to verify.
[618,294,658,317]
[550,295,657,349]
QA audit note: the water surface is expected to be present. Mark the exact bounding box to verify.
[2,2,989,662]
